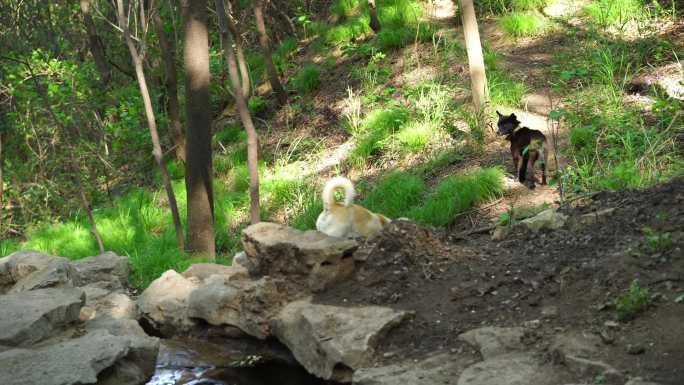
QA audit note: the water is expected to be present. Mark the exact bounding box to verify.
[146,338,335,385]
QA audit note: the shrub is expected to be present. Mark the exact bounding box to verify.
[290,64,321,94]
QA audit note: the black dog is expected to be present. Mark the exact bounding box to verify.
[496,111,548,187]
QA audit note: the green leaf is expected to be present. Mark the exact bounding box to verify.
[675,294,684,303]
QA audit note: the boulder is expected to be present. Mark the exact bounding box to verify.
[271,299,411,382]
[188,274,291,339]
[241,222,358,291]
[0,250,76,293]
[353,354,473,385]
[137,270,198,336]
[458,327,526,359]
[624,378,664,385]
[550,332,621,380]
[457,352,567,385]
[182,262,248,283]
[71,252,130,289]
[86,316,159,385]
[0,329,130,385]
[520,209,567,232]
[0,287,85,346]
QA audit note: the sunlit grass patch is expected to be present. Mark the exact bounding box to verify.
[485,48,529,107]
[348,106,411,166]
[360,171,427,218]
[583,0,645,28]
[499,12,549,38]
[410,167,504,226]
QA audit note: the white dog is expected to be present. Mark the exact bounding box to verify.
[316,176,391,239]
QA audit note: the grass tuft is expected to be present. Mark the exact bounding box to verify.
[409,167,504,226]
[361,171,427,218]
[290,64,322,94]
[499,12,549,38]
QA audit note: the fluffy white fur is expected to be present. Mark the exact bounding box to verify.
[316,176,390,239]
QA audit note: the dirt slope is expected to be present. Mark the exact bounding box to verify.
[315,177,684,384]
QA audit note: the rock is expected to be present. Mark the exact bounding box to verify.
[624,377,663,385]
[541,305,559,318]
[457,352,566,385]
[9,256,78,293]
[188,274,292,339]
[271,299,411,382]
[458,327,526,359]
[626,344,645,355]
[571,208,616,229]
[71,252,130,289]
[550,332,621,380]
[137,270,198,336]
[492,226,511,241]
[0,329,130,385]
[353,353,472,385]
[86,316,159,385]
[232,251,253,271]
[0,250,66,287]
[520,209,567,232]
[0,288,85,346]
[241,222,358,291]
[182,263,248,283]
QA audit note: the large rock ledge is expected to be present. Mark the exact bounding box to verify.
[0,250,158,385]
[137,222,411,382]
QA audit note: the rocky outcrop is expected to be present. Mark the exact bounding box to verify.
[0,250,159,385]
[0,287,85,346]
[137,270,199,336]
[353,353,474,385]
[271,299,412,382]
[457,352,565,385]
[242,222,358,291]
[188,275,291,339]
[458,327,526,359]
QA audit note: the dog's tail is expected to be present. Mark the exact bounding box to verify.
[322,176,355,209]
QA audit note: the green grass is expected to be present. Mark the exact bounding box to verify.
[499,12,549,38]
[348,106,410,166]
[409,167,504,226]
[290,64,321,94]
[476,0,549,15]
[616,279,652,321]
[360,171,427,218]
[583,0,645,28]
[485,48,529,107]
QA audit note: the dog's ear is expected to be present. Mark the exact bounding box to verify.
[510,113,517,119]
[496,110,503,118]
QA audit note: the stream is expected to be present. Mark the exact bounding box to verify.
[146,338,335,385]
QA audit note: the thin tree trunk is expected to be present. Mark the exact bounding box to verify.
[183,0,216,256]
[116,0,185,252]
[0,131,3,207]
[368,0,381,33]
[22,62,105,254]
[459,0,488,110]
[216,0,260,224]
[152,4,186,162]
[224,1,250,100]
[79,0,111,86]
[254,0,287,105]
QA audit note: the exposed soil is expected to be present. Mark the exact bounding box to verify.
[315,177,684,384]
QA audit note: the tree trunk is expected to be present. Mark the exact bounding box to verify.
[254,0,287,105]
[152,4,186,162]
[79,0,111,86]
[368,0,381,33]
[216,0,260,225]
[23,62,105,254]
[224,1,251,100]
[183,0,216,256]
[459,0,488,110]
[0,131,3,207]
[116,0,186,252]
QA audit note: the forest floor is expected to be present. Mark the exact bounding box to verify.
[316,176,684,385]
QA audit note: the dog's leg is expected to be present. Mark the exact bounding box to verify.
[541,145,548,185]
[526,153,537,188]
[518,152,529,183]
